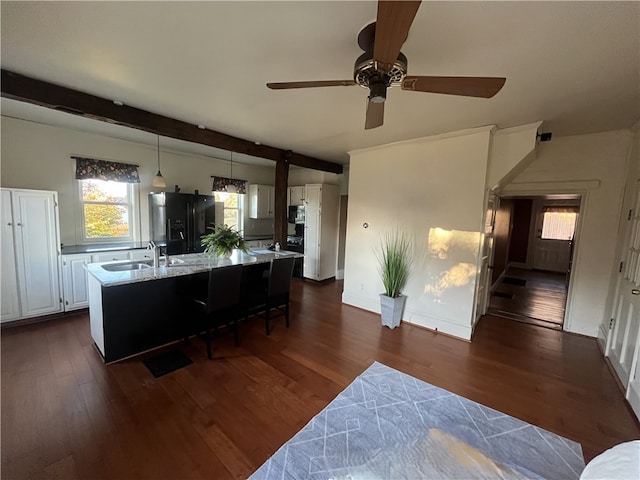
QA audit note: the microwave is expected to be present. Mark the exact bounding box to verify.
[288,205,305,224]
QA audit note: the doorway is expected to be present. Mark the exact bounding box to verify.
[486,195,581,330]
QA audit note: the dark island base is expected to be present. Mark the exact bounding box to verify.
[99,263,269,363]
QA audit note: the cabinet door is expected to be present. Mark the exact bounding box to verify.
[249,185,275,219]
[267,186,275,217]
[289,186,305,206]
[62,254,92,311]
[305,185,322,209]
[12,190,62,318]
[91,251,130,263]
[1,190,20,322]
[304,206,320,280]
[129,249,154,261]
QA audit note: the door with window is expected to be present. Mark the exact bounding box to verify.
[533,205,579,272]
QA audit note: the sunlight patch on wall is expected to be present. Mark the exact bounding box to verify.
[425,263,477,299]
[421,228,481,304]
[427,227,480,260]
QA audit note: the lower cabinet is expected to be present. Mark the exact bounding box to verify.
[60,248,154,312]
[89,274,184,363]
[91,251,130,263]
[61,254,92,311]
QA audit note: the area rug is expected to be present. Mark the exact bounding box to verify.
[503,276,527,286]
[142,349,193,378]
[249,362,584,479]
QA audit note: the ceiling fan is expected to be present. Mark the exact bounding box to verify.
[267,1,506,130]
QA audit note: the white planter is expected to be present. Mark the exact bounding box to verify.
[379,294,407,329]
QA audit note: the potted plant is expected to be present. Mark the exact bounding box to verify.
[376,231,412,329]
[200,224,249,258]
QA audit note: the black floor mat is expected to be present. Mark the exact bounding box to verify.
[502,277,527,286]
[493,291,514,299]
[143,349,193,378]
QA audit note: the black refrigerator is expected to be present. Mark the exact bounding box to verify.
[149,192,215,254]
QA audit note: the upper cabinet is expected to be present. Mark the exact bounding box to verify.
[248,184,274,219]
[1,188,62,323]
[289,186,305,206]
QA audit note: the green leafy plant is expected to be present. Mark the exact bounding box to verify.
[376,231,412,298]
[200,224,249,257]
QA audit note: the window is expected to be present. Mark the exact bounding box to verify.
[79,179,135,242]
[541,207,578,240]
[214,192,244,232]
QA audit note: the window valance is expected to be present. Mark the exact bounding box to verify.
[212,176,247,194]
[73,156,140,183]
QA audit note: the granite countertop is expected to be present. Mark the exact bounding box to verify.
[61,242,149,255]
[62,236,273,255]
[86,250,301,287]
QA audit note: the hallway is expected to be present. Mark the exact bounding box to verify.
[488,267,568,329]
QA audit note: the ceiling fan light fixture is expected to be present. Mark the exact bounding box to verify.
[369,81,388,104]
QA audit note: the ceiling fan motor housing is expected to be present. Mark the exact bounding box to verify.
[353,51,408,90]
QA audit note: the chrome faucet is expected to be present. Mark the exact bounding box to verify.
[148,241,160,268]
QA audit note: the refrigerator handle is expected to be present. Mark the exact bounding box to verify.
[186,201,193,252]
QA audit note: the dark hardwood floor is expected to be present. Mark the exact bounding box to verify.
[488,267,568,329]
[2,278,638,479]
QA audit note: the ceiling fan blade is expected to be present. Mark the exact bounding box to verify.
[373,1,422,71]
[267,80,355,90]
[401,76,506,98]
[365,99,385,130]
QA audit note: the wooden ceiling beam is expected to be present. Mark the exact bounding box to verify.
[1,69,343,174]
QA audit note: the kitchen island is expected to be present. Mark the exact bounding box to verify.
[87,250,301,363]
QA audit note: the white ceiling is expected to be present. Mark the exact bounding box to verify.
[1,1,638,166]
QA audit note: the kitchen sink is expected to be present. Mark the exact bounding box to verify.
[101,260,153,272]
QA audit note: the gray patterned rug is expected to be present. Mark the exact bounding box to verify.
[250,362,585,479]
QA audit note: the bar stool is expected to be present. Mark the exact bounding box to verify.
[246,257,295,335]
[188,264,243,359]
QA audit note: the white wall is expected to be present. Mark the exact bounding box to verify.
[503,130,631,337]
[487,122,541,189]
[343,127,493,340]
[0,116,277,245]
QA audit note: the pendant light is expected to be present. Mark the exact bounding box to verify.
[152,135,167,188]
[226,151,237,193]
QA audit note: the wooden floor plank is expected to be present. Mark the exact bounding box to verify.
[2,278,638,479]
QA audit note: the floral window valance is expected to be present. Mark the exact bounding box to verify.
[212,176,247,194]
[73,156,140,183]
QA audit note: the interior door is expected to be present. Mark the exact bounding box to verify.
[532,205,575,272]
[608,175,640,419]
[473,193,497,326]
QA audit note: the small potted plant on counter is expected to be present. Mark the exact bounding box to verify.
[376,231,412,329]
[201,224,249,258]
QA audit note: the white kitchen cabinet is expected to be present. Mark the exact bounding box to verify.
[248,184,274,219]
[91,251,130,263]
[289,186,305,206]
[128,249,154,261]
[61,254,92,311]
[304,184,339,281]
[1,188,62,323]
